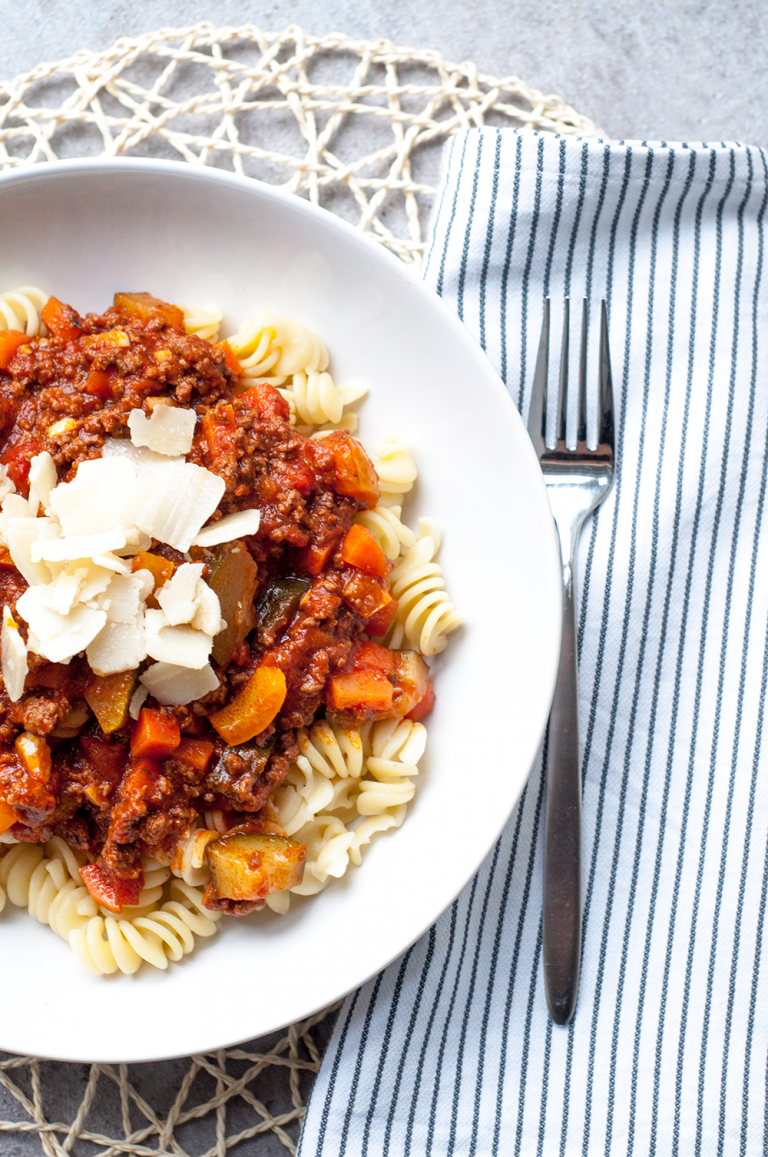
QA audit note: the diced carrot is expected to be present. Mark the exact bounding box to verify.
[297,540,334,576]
[130,708,181,759]
[173,737,215,772]
[328,670,394,713]
[238,383,290,420]
[366,595,398,637]
[215,340,242,376]
[131,551,174,590]
[325,432,379,509]
[203,404,237,461]
[0,330,29,370]
[113,292,185,329]
[84,367,116,400]
[79,862,144,913]
[41,296,82,343]
[341,524,389,578]
[407,680,435,721]
[350,640,397,674]
[0,798,17,835]
[342,572,393,619]
[209,667,287,746]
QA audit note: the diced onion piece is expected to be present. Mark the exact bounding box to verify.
[86,616,148,676]
[144,609,213,670]
[156,562,204,626]
[131,460,225,553]
[192,508,261,548]
[1,605,27,702]
[16,587,107,663]
[49,457,138,536]
[32,526,127,563]
[128,405,196,457]
[28,452,57,513]
[139,661,219,706]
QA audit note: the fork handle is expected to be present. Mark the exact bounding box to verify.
[543,545,582,1025]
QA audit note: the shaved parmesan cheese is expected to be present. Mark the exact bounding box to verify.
[16,588,107,663]
[144,608,213,669]
[101,438,170,468]
[3,494,30,519]
[98,573,145,624]
[156,563,204,626]
[28,453,57,514]
[1,606,27,702]
[49,457,138,536]
[192,579,225,636]
[86,616,147,675]
[40,566,90,616]
[0,466,15,505]
[139,661,219,706]
[131,459,225,552]
[7,518,62,586]
[32,526,127,563]
[132,569,155,603]
[192,508,261,548]
[91,552,132,576]
[128,405,196,457]
[129,683,149,719]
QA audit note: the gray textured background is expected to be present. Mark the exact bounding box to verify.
[0,1,763,1152]
[1,0,766,145]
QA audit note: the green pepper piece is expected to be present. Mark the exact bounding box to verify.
[205,541,259,667]
[253,577,311,646]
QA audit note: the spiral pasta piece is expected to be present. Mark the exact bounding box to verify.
[298,719,364,780]
[354,503,415,560]
[225,310,329,386]
[181,303,223,342]
[386,523,462,655]
[0,286,48,334]
[168,828,219,886]
[369,436,418,501]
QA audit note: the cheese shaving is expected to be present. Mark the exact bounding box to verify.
[192,507,261,547]
[128,404,196,457]
[139,661,219,706]
[1,606,27,702]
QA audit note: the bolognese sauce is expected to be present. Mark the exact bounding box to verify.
[0,293,433,914]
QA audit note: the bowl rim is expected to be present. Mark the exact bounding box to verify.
[0,156,562,1061]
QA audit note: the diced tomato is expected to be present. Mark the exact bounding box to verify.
[84,367,117,400]
[328,669,394,713]
[324,431,379,509]
[215,340,242,376]
[0,330,29,370]
[0,798,18,835]
[341,524,389,577]
[79,735,128,782]
[342,571,393,619]
[297,540,334,576]
[2,439,42,490]
[238,383,290,421]
[407,679,435,721]
[203,404,237,461]
[172,737,215,772]
[209,667,287,745]
[366,595,398,637]
[131,709,181,759]
[79,862,144,913]
[350,640,397,674]
[277,457,316,496]
[41,296,82,343]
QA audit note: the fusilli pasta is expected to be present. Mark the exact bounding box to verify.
[386,519,463,655]
[0,285,47,334]
[182,303,223,342]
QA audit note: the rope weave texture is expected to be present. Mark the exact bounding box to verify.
[0,22,594,1154]
[0,22,598,265]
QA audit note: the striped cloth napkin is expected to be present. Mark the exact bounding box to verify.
[298,130,768,1155]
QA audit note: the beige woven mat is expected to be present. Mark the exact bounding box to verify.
[0,22,594,1156]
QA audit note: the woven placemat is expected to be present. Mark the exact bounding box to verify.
[0,23,595,1156]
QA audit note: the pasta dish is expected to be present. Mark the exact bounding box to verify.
[0,287,461,974]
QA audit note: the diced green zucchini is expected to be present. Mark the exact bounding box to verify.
[85,670,138,734]
[253,577,311,646]
[206,832,306,900]
[206,737,275,804]
[205,542,259,666]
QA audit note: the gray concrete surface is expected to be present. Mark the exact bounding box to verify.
[1,0,765,145]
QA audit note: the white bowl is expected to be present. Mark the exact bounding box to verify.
[0,159,561,1062]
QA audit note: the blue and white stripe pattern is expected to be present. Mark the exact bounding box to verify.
[298,131,768,1156]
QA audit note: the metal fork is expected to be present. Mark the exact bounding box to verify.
[527,298,615,1025]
